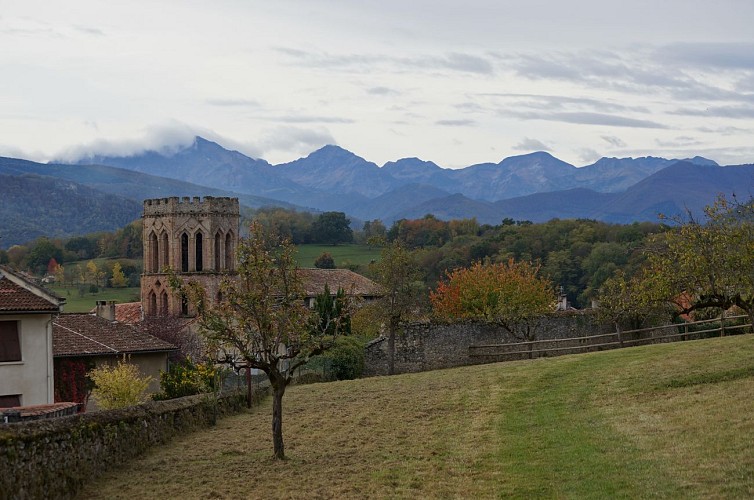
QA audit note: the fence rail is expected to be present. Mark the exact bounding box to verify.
[468,314,751,361]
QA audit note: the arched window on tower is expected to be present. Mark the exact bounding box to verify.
[148,291,157,317]
[181,293,189,316]
[214,231,223,271]
[160,290,169,316]
[181,233,189,272]
[195,232,204,272]
[149,232,158,273]
[225,232,234,271]
[160,232,169,271]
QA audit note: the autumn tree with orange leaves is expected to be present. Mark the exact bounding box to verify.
[430,259,556,342]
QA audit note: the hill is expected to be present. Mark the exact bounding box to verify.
[79,335,754,497]
[0,174,142,247]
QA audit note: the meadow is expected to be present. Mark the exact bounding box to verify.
[50,285,141,313]
[79,334,754,498]
[295,243,382,268]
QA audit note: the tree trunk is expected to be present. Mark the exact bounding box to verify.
[388,317,398,375]
[271,377,287,460]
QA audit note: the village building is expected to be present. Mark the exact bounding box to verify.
[0,266,64,408]
[52,301,176,410]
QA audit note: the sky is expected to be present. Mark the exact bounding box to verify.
[2,0,754,168]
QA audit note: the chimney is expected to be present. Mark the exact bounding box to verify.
[95,300,116,321]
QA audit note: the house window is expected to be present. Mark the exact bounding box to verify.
[0,394,21,408]
[0,321,21,362]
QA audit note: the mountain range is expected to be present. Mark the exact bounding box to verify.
[1,136,753,248]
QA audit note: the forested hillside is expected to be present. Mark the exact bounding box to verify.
[0,174,141,248]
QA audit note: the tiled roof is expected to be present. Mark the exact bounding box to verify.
[115,302,143,324]
[297,268,383,298]
[0,269,62,313]
[53,314,176,357]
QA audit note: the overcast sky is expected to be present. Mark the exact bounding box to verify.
[2,0,754,168]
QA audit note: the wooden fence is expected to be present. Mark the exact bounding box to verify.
[468,314,752,361]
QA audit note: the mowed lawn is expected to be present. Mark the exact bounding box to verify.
[80,335,754,499]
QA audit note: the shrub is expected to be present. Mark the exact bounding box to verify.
[320,335,366,380]
[156,358,219,400]
[314,252,336,269]
[88,360,153,410]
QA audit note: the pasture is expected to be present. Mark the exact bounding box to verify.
[79,334,754,498]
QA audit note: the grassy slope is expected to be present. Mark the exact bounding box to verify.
[295,244,381,268]
[80,335,754,498]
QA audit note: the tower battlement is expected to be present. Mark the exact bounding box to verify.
[143,196,239,217]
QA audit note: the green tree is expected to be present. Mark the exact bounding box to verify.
[430,259,556,345]
[641,196,754,328]
[26,238,63,274]
[369,241,423,375]
[170,222,351,460]
[311,212,353,245]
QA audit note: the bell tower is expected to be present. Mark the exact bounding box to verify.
[141,196,240,317]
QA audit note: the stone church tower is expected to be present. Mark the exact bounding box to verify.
[141,196,240,317]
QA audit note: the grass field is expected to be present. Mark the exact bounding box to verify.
[50,286,141,313]
[79,334,754,498]
[295,244,382,268]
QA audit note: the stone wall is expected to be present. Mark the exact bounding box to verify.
[364,311,611,376]
[0,389,267,499]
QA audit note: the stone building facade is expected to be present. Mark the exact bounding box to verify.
[141,196,239,318]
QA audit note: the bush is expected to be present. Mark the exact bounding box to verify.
[320,336,366,380]
[88,360,153,409]
[156,358,219,400]
[314,252,336,269]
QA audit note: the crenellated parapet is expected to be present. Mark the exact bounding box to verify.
[143,196,239,217]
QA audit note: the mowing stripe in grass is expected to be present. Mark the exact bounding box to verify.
[493,356,680,498]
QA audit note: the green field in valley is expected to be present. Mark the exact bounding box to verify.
[50,285,141,313]
[80,334,754,498]
[295,244,382,268]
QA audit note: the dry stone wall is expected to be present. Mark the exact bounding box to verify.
[0,389,266,499]
[364,311,609,376]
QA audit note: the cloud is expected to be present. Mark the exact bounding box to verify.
[54,122,265,162]
[73,25,104,37]
[435,119,476,126]
[426,52,493,75]
[601,135,626,147]
[205,98,260,107]
[512,111,667,129]
[367,86,400,96]
[671,105,754,119]
[655,43,754,70]
[513,138,551,151]
[275,116,355,124]
[257,126,337,162]
[276,46,494,75]
[578,148,602,164]
[655,136,703,148]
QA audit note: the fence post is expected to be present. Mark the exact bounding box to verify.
[615,323,623,348]
[720,311,726,337]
